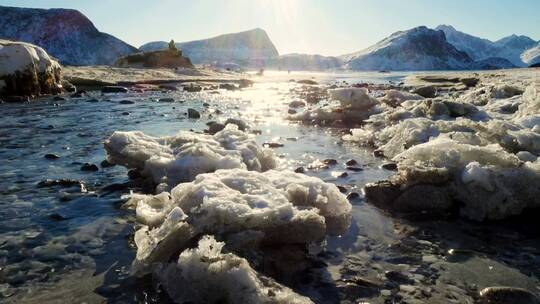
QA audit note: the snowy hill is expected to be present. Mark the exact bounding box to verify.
[140,28,279,64]
[0,5,137,65]
[493,35,538,67]
[341,26,473,71]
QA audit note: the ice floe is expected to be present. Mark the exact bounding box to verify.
[104,124,276,189]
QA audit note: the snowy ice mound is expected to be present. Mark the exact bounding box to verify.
[129,169,351,273]
[155,235,313,304]
[104,125,277,189]
[289,87,381,124]
[0,39,62,96]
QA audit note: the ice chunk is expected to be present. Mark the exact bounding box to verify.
[104,125,276,189]
[380,89,423,107]
[461,162,493,191]
[155,235,314,304]
[517,84,540,117]
[328,88,379,110]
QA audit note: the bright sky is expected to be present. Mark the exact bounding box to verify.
[1,0,539,56]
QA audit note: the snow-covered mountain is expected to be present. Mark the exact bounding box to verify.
[341,26,474,71]
[435,25,498,60]
[493,35,538,67]
[140,28,279,65]
[0,5,137,65]
[436,25,537,67]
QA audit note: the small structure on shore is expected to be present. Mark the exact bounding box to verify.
[114,40,194,69]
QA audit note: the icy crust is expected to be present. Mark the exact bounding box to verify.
[129,169,351,272]
[104,125,277,188]
[288,88,381,124]
[155,236,313,304]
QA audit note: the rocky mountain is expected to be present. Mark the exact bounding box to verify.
[436,25,537,67]
[140,28,279,64]
[0,5,137,65]
[341,26,474,71]
[258,54,343,71]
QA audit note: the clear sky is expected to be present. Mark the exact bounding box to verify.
[1,0,539,56]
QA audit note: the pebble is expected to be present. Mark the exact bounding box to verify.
[294,167,306,174]
[323,159,338,166]
[263,142,284,148]
[345,159,358,166]
[347,192,360,200]
[187,108,201,118]
[373,150,385,157]
[44,153,60,160]
[382,162,398,170]
[102,86,128,93]
[81,163,99,172]
[346,166,363,172]
[119,100,134,104]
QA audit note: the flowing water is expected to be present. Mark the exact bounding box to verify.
[1,71,539,303]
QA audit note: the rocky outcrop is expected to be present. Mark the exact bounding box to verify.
[0,39,62,97]
[114,49,194,69]
[0,5,137,65]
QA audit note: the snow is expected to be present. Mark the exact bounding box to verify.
[0,39,59,76]
[461,162,494,191]
[521,43,540,65]
[104,125,277,189]
[155,235,313,304]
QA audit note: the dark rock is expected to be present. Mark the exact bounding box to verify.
[364,180,402,207]
[86,98,99,103]
[219,83,238,91]
[346,166,363,172]
[183,85,202,92]
[102,86,128,93]
[61,80,76,92]
[100,159,115,168]
[337,185,347,193]
[323,159,338,166]
[381,163,398,171]
[385,271,413,284]
[373,150,385,157]
[294,167,306,174]
[53,96,66,101]
[37,179,83,188]
[288,109,297,114]
[239,79,254,88]
[121,112,130,116]
[49,213,67,221]
[187,108,201,119]
[100,183,129,193]
[263,142,284,148]
[297,79,318,85]
[347,192,360,200]
[345,159,358,166]
[289,100,306,108]
[44,153,60,160]
[206,122,225,134]
[159,85,178,91]
[225,118,248,131]
[460,77,479,87]
[119,100,134,104]
[479,286,539,304]
[81,163,99,172]
[158,98,175,102]
[5,96,30,103]
[413,85,436,98]
[203,102,210,107]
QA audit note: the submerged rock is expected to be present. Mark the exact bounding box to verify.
[0,39,62,97]
[102,86,128,93]
[187,108,200,118]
